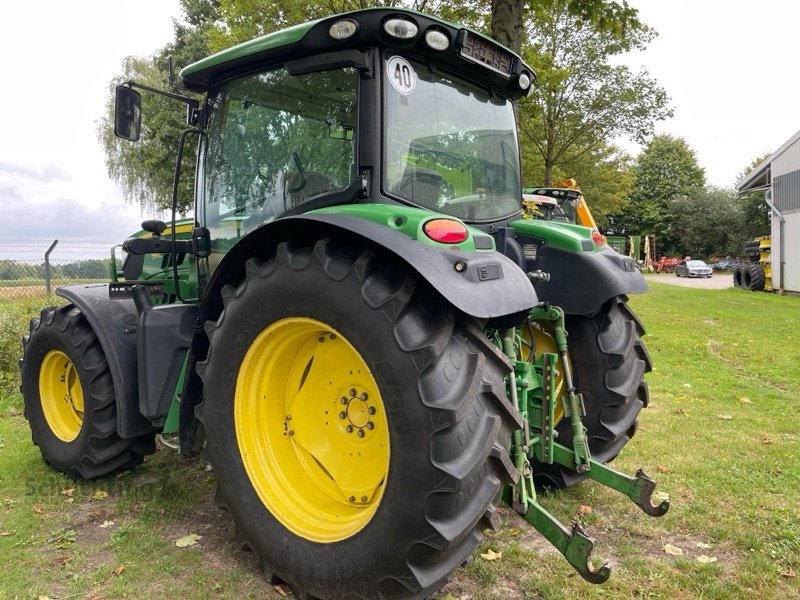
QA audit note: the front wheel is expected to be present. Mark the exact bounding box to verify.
[533,296,652,488]
[21,305,155,479]
[198,237,521,599]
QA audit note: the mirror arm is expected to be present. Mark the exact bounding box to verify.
[122,80,200,115]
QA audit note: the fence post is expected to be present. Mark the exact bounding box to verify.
[44,240,58,295]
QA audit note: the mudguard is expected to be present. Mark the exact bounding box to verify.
[532,244,645,315]
[56,284,158,439]
[197,212,538,328]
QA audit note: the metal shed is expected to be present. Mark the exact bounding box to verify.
[737,128,800,293]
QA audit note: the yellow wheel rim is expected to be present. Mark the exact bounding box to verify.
[520,323,565,426]
[39,350,84,442]
[235,317,390,543]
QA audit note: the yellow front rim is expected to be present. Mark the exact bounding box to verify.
[235,317,390,543]
[39,350,84,442]
[521,323,565,425]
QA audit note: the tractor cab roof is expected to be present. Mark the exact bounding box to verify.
[521,187,583,202]
[180,8,535,100]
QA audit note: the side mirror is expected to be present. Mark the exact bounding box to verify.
[114,86,142,141]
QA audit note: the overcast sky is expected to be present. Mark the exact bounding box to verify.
[1,0,798,251]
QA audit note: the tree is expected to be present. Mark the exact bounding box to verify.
[610,134,705,254]
[670,187,749,259]
[518,0,671,188]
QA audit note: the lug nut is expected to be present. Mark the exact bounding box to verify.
[360,392,368,400]
[366,422,374,430]
[339,411,347,419]
[340,397,347,404]
[349,388,357,397]
[349,496,355,502]
[346,425,354,433]
[329,334,336,340]
[361,496,367,502]
[357,429,365,438]
[286,414,292,421]
[368,407,376,415]
[318,336,325,343]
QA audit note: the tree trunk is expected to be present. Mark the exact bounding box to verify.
[490,0,524,55]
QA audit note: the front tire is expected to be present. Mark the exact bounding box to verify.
[198,238,521,599]
[533,296,652,487]
[21,305,155,479]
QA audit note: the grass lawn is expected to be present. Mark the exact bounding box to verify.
[0,282,798,599]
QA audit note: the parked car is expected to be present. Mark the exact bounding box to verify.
[676,259,713,278]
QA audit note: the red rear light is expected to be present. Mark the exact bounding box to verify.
[423,219,469,244]
[591,230,604,247]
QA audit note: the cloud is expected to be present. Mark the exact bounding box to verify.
[0,161,71,184]
[2,197,142,243]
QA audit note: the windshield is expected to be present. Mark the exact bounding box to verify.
[384,56,521,222]
[686,260,707,267]
[202,67,357,239]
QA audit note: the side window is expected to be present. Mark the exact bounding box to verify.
[202,67,358,250]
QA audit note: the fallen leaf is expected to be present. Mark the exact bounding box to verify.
[739,397,752,404]
[696,542,712,549]
[760,433,775,445]
[0,531,12,537]
[779,567,796,578]
[683,383,692,388]
[61,488,75,497]
[696,555,717,564]
[175,533,202,547]
[37,596,50,600]
[113,564,125,576]
[99,520,115,529]
[717,414,733,421]
[656,464,669,473]
[577,504,593,515]
[275,583,291,596]
[33,504,45,514]
[506,528,521,537]
[663,543,684,556]
[92,490,109,501]
[480,549,502,561]
[52,556,72,566]
[7,408,19,417]
[676,408,689,416]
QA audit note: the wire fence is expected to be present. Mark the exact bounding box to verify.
[0,240,118,303]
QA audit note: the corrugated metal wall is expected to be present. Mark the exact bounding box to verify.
[769,137,800,291]
[773,136,800,213]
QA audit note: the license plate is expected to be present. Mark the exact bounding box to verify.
[459,32,513,77]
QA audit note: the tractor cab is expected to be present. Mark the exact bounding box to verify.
[522,186,582,224]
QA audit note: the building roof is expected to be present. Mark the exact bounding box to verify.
[737,126,800,193]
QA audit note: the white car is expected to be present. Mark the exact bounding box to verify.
[676,260,713,278]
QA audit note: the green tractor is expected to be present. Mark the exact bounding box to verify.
[21,8,667,598]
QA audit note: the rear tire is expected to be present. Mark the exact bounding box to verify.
[198,237,521,599]
[533,296,651,488]
[21,305,155,479]
[733,266,743,288]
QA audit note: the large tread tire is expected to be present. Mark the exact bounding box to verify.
[21,304,155,479]
[747,263,765,291]
[197,237,521,599]
[533,296,652,488]
[733,265,744,288]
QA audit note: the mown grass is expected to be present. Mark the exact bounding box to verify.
[1,283,798,599]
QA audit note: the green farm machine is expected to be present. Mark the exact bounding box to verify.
[21,9,668,598]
